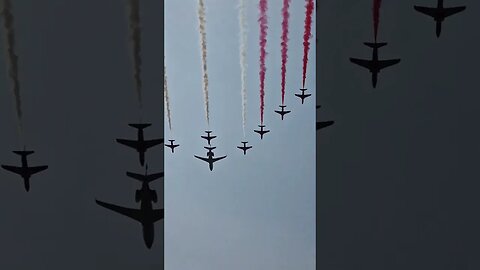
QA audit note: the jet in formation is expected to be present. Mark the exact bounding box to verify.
[237,141,252,155]
[165,139,179,153]
[274,105,291,120]
[201,131,216,146]
[414,0,466,37]
[194,146,227,171]
[295,88,311,104]
[350,42,401,88]
[254,125,270,140]
[116,123,163,166]
[95,166,164,249]
[1,150,48,192]
[316,106,335,130]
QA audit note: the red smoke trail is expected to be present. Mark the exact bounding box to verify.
[302,0,314,88]
[258,0,268,124]
[373,0,382,41]
[280,0,290,105]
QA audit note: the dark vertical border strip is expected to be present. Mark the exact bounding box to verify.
[160,0,165,268]
[315,0,320,269]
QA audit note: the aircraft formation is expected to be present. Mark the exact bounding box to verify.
[95,123,164,249]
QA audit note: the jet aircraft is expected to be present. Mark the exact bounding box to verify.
[201,131,216,146]
[350,42,401,88]
[274,105,291,120]
[237,142,252,155]
[254,125,270,140]
[414,0,466,37]
[116,123,163,166]
[165,139,179,153]
[295,88,311,104]
[95,165,163,249]
[194,147,227,171]
[1,150,48,192]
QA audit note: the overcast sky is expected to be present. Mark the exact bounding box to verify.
[165,0,316,269]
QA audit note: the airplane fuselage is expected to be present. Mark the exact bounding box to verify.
[138,185,159,249]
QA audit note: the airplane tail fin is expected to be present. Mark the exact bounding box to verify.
[13,150,34,156]
[364,42,387,49]
[128,123,152,130]
[204,146,216,151]
[126,171,163,183]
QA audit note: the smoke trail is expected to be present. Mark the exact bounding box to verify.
[301,0,314,88]
[239,0,247,138]
[127,0,143,109]
[373,0,382,41]
[280,0,291,105]
[164,65,172,131]
[258,0,268,124]
[1,0,23,136]
[198,0,210,125]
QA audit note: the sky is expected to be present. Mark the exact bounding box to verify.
[0,0,164,269]
[164,0,316,269]
[317,0,480,269]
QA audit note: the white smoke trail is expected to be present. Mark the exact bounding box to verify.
[198,0,210,125]
[238,0,247,138]
[164,65,172,131]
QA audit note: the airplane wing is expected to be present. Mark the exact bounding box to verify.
[317,121,335,130]
[212,156,227,163]
[413,6,437,18]
[1,165,23,175]
[443,6,466,18]
[116,139,139,149]
[350,58,373,70]
[147,172,164,182]
[151,209,164,222]
[194,155,210,163]
[28,165,48,175]
[144,139,164,149]
[378,59,401,70]
[95,199,143,223]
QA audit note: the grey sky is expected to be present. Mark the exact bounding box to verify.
[0,1,163,269]
[165,0,315,269]
[317,0,480,269]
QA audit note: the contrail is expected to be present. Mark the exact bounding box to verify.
[280,0,291,105]
[373,0,382,41]
[301,0,314,88]
[238,0,247,138]
[258,0,268,125]
[198,0,210,125]
[164,65,172,131]
[127,0,143,109]
[1,0,23,136]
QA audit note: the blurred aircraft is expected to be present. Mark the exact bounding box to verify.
[295,88,311,104]
[254,125,270,140]
[316,105,335,130]
[350,42,401,88]
[116,123,163,166]
[95,165,163,249]
[165,139,179,153]
[414,0,466,37]
[1,150,48,192]
[201,131,216,146]
[274,105,291,120]
[237,142,252,155]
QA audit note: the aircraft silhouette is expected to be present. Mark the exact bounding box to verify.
[1,150,48,192]
[414,0,466,37]
[165,139,179,153]
[295,88,311,104]
[116,123,163,166]
[274,105,291,120]
[316,106,335,130]
[194,146,227,171]
[254,125,270,140]
[95,165,163,249]
[237,141,252,155]
[201,131,216,146]
[350,42,401,88]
